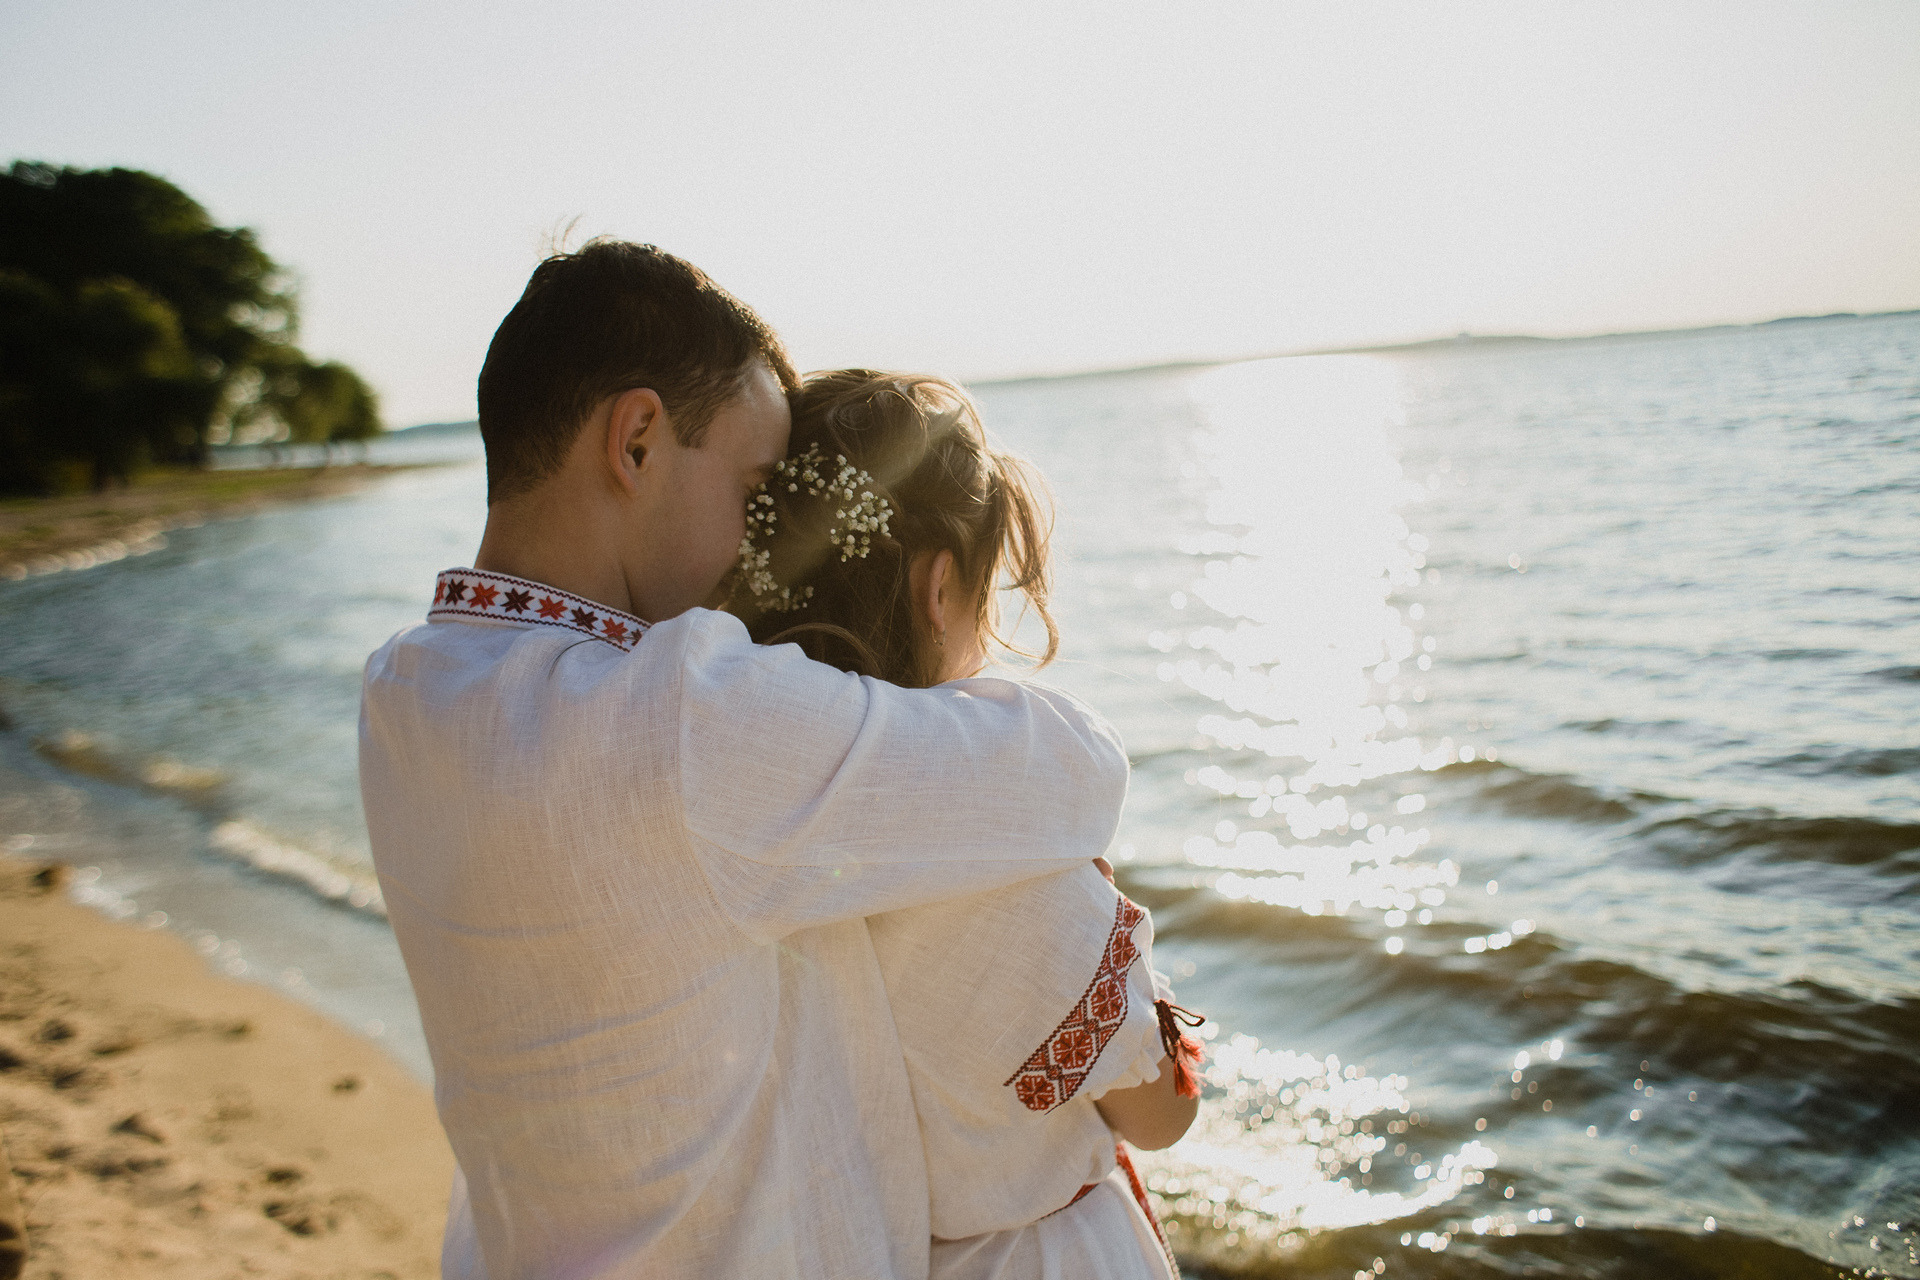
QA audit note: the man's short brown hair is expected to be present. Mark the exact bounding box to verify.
[476,240,798,502]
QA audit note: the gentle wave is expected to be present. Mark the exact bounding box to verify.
[32,729,226,813]
[1438,759,1659,824]
[1422,759,1920,880]
[28,728,387,919]
[1569,976,1920,1147]
[1630,809,1920,874]
[1177,1221,1853,1280]
[1142,887,1920,1108]
[206,820,387,919]
[1760,647,1856,662]
[1761,746,1920,778]
[1562,716,1697,738]
[1129,887,1898,1277]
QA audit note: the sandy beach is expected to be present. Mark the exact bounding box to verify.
[0,858,451,1278]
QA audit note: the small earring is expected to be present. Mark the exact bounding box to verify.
[935,628,946,647]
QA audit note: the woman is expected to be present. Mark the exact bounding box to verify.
[727,370,1205,1279]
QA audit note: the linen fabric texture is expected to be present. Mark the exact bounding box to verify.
[869,864,1167,1243]
[927,1169,1176,1280]
[358,598,1128,1279]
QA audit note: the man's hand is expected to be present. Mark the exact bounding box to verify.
[1093,856,1114,884]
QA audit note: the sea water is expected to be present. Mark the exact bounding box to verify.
[1,313,1915,1278]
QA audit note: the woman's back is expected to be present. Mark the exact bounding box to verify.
[724,368,1200,1277]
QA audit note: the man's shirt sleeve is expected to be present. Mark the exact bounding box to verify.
[670,609,1130,944]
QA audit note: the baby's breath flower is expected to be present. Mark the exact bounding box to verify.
[735,443,893,611]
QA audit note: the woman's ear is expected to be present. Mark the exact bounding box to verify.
[914,549,955,646]
[604,388,666,495]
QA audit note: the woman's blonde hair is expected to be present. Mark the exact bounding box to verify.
[727,369,1058,688]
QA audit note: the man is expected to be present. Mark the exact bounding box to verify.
[359,241,1129,1277]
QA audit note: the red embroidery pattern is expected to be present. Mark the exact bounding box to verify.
[1004,896,1146,1113]
[1041,1180,1100,1221]
[427,568,649,652]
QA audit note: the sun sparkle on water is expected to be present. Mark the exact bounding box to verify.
[1137,355,1503,1264]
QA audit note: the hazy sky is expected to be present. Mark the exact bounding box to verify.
[4,1,1917,425]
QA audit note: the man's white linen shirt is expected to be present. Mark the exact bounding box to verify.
[358,572,1129,1280]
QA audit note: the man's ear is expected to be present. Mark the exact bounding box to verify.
[604,388,667,496]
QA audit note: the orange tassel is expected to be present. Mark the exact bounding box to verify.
[1156,999,1206,1099]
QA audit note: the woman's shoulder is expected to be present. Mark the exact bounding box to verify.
[869,862,1152,1081]
[868,862,1121,986]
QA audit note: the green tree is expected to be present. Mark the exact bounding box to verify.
[0,161,382,493]
[257,356,383,450]
[0,270,196,489]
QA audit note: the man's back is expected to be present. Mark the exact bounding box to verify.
[360,575,1127,1277]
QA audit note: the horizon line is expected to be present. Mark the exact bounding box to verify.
[966,306,1920,389]
[393,306,1920,431]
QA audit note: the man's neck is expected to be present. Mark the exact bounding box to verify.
[473,492,643,620]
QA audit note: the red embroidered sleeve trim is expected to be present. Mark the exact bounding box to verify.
[427,568,649,652]
[1003,895,1147,1113]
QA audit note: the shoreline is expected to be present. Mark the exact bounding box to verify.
[0,858,450,1276]
[0,464,427,581]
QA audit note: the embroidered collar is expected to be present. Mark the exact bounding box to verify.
[428,568,649,652]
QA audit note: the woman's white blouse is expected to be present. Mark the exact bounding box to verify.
[870,863,1167,1241]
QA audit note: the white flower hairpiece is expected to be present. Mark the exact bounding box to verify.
[736,443,894,613]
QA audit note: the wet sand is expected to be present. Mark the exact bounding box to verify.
[0,859,450,1278]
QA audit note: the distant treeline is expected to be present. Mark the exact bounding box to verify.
[0,162,382,494]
